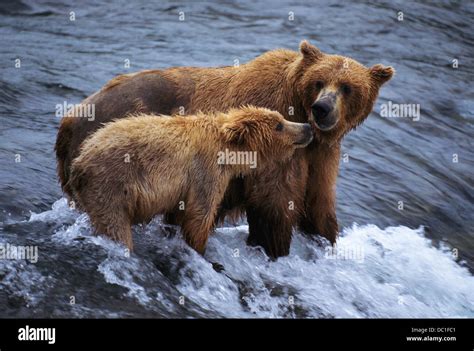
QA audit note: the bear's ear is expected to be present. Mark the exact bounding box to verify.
[370,64,395,85]
[223,120,250,145]
[299,40,323,62]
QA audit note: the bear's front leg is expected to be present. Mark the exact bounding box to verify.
[181,200,216,254]
[180,182,227,254]
[299,143,340,244]
[246,205,293,258]
[181,210,214,255]
[90,210,134,250]
[245,157,306,258]
[299,209,338,244]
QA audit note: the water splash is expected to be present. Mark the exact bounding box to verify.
[17,199,474,318]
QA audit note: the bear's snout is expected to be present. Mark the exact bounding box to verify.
[311,94,338,131]
[312,101,332,119]
[293,123,313,147]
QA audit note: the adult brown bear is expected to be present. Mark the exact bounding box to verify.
[56,40,394,258]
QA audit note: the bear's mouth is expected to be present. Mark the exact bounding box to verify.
[293,135,313,147]
[310,114,338,132]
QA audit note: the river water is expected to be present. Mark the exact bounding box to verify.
[0,0,473,317]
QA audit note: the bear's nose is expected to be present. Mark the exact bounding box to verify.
[311,101,332,120]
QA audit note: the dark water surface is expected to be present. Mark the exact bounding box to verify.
[0,0,473,317]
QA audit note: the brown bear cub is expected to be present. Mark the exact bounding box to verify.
[69,107,313,253]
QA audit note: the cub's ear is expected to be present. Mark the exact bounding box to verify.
[299,40,323,62]
[223,120,250,145]
[370,64,395,85]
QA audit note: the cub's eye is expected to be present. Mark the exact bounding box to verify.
[315,81,325,90]
[341,83,352,95]
[276,122,284,132]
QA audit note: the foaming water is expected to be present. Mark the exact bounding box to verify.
[2,199,469,318]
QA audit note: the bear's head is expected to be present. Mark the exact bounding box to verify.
[296,40,394,143]
[222,106,313,164]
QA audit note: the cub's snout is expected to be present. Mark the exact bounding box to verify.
[296,123,313,147]
[285,121,313,148]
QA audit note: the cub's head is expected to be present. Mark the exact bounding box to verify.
[296,40,394,143]
[222,106,313,164]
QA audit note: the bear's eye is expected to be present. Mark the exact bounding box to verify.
[315,80,325,90]
[276,122,284,132]
[341,83,352,95]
